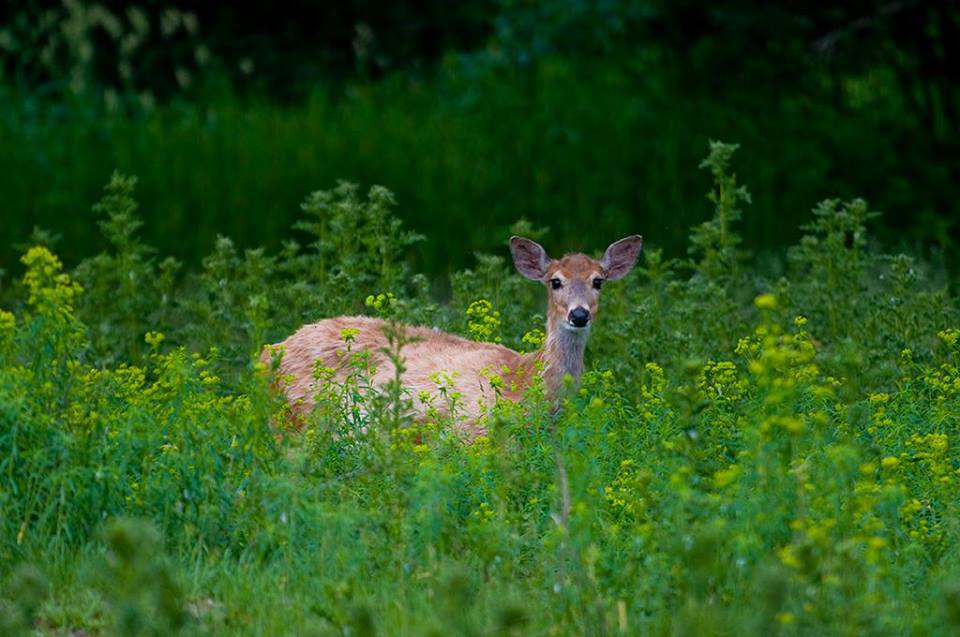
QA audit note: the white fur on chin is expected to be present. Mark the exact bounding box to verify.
[560,321,591,334]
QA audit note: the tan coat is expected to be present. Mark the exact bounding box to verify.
[261,234,642,437]
[262,316,537,432]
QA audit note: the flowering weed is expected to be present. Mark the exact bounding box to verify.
[1,144,959,635]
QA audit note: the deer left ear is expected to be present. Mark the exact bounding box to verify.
[600,235,643,281]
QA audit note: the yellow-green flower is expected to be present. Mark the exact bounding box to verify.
[776,613,795,625]
[754,293,777,310]
[521,327,545,350]
[21,246,83,315]
[881,456,900,470]
[713,464,740,489]
[365,292,396,316]
[144,331,165,347]
[0,309,14,333]
[466,299,502,343]
[938,328,960,347]
[778,545,802,569]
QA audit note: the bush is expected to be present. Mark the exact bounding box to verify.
[1,143,958,634]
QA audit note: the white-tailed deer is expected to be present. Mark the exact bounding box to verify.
[262,235,642,435]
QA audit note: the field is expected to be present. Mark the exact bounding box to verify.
[2,142,960,636]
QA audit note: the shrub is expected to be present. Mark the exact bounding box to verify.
[1,143,958,634]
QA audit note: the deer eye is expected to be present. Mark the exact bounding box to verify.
[550,278,562,290]
[593,278,604,290]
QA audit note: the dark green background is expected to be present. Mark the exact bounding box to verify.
[2,1,957,278]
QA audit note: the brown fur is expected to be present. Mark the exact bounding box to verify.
[261,316,537,434]
[262,235,642,437]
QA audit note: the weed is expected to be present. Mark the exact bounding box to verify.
[1,142,958,635]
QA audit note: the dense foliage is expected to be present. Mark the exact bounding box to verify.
[2,2,958,277]
[2,144,960,635]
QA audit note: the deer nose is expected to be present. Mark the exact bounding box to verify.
[568,307,590,327]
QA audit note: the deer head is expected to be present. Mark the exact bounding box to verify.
[509,235,643,333]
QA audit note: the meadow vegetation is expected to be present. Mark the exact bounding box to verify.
[4,2,957,276]
[2,58,955,278]
[2,142,960,635]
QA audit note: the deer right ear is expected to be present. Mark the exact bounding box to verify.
[509,236,550,280]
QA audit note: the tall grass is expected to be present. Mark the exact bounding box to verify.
[3,59,953,281]
[1,143,959,635]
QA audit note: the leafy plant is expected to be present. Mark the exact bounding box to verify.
[2,143,960,635]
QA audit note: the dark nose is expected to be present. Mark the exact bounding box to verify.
[568,307,590,327]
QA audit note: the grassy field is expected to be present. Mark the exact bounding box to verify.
[2,142,960,635]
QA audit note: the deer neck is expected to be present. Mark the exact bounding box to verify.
[537,315,589,401]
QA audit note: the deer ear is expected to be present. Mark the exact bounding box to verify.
[509,236,550,280]
[600,235,643,281]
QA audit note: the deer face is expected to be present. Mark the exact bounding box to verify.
[509,235,643,332]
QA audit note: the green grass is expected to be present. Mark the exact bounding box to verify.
[2,143,960,635]
[2,59,954,281]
